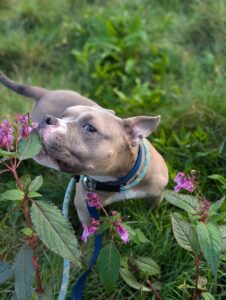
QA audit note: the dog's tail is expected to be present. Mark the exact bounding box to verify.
[0,71,48,101]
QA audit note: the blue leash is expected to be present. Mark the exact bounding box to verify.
[71,205,103,300]
[58,177,103,300]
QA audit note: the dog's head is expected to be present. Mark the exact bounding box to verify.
[35,105,160,175]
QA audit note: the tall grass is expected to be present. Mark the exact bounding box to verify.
[0,0,225,299]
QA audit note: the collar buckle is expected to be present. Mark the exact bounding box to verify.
[82,176,96,191]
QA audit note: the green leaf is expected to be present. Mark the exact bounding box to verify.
[28,191,42,198]
[201,292,215,300]
[209,197,225,213]
[163,190,197,214]
[120,268,150,292]
[208,174,226,186]
[0,189,24,201]
[196,222,221,277]
[28,176,43,192]
[221,253,226,261]
[0,262,14,283]
[134,229,150,244]
[20,174,32,190]
[171,213,199,254]
[18,133,42,160]
[21,227,33,236]
[219,225,226,253]
[30,201,81,266]
[95,222,110,235]
[123,225,150,244]
[198,276,207,290]
[134,257,160,276]
[97,241,120,292]
[0,149,16,157]
[211,211,226,223]
[14,244,35,300]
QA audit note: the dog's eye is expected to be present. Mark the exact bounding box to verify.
[83,124,97,133]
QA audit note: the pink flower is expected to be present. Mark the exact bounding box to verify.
[111,210,118,216]
[87,192,101,209]
[111,211,129,244]
[81,224,89,243]
[201,198,211,211]
[114,221,129,244]
[15,113,37,139]
[0,119,14,149]
[174,172,195,193]
[81,218,100,243]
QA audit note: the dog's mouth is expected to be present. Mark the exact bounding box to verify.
[34,129,61,170]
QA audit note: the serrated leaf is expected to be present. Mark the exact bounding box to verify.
[171,213,199,254]
[164,190,197,214]
[0,149,16,157]
[18,133,42,160]
[134,257,160,276]
[196,222,221,277]
[20,174,32,190]
[14,244,35,300]
[219,225,226,253]
[201,292,215,300]
[30,201,81,266]
[120,268,150,292]
[28,191,42,198]
[0,189,24,201]
[0,262,14,283]
[209,197,225,213]
[97,241,120,292]
[28,176,43,192]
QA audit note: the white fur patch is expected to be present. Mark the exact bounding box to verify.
[105,189,147,205]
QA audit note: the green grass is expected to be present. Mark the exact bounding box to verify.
[0,0,225,299]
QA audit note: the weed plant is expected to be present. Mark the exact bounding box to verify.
[0,0,225,299]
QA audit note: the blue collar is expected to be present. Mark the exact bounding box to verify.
[77,139,150,193]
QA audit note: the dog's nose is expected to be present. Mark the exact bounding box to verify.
[45,115,58,125]
[39,115,58,128]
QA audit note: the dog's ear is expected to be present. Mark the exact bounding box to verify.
[124,115,161,144]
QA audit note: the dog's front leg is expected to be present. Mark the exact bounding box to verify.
[74,183,92,225]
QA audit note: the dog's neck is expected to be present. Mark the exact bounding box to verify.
[88,142,143,181]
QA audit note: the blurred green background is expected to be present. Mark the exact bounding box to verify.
[0,0,225,299]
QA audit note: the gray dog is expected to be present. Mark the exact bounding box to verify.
[0,72,168,224]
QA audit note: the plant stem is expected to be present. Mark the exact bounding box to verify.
[194,255,201,300]
[9,166,44,293]
[146,279,162,300]
[10,166,24,191]
[128,258,162,300]
[29,237,44,293]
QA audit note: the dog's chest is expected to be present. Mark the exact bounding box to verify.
[104,189,147,205]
